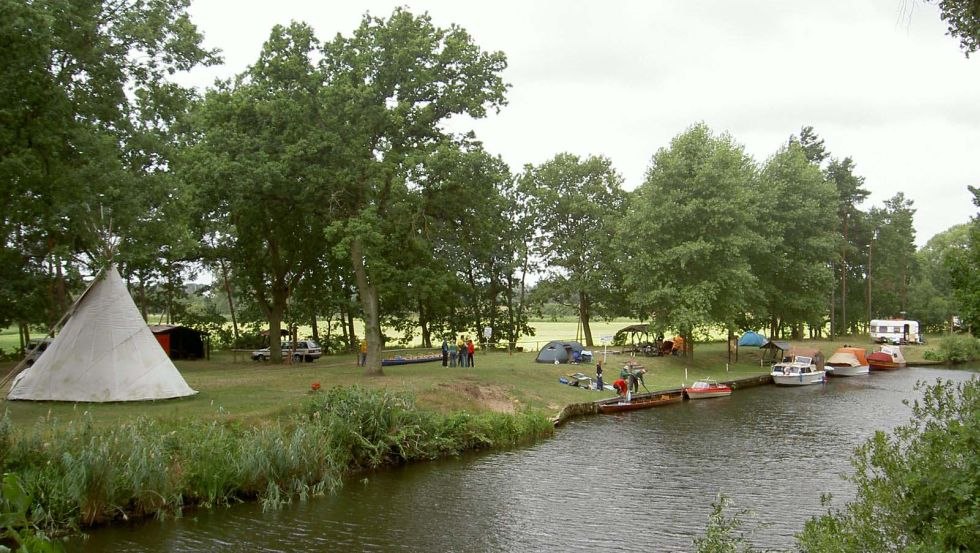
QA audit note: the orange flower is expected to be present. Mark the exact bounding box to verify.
[311,382,321,391]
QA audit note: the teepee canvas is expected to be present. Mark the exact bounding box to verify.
[7,265,197,402]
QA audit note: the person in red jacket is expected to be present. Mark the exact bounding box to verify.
[612,378,628,397]
[466,339,475,367]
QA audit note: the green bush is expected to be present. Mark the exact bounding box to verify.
[923,334,980,363]
[796,378,980,552]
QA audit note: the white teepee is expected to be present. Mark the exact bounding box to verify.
[7,265,197,402]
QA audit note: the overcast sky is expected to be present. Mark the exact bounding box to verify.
[180,0,980,247]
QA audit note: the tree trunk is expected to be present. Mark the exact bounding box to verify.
[311,310,319,343]
[579,290,594,347]
[52,259,67,329]
[19,322,30,352]
[346,308,356,352]
[351,237,384,376]
[841,216,848,335]
[418,298,431,348]
[219,258,239,340]
[139,277,148,322]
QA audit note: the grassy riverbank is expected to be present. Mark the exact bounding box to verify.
[1,337,937,429]
[0,336,940,539]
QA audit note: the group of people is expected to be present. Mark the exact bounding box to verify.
[442,336,476,367]
[602,362,647,399]
[595,362,647,401]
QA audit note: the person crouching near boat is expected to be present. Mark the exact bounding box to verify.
[613,378,629,402]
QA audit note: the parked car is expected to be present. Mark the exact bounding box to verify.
[24,338,53,367]
[251,340,321,362]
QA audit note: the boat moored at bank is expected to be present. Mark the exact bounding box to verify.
[771,354,826,386]
[868,345,907,370]
[825,347,870,376]
[683,378,733,399]
[597,390,684,413]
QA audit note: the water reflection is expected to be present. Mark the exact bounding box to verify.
[71,367,975,552]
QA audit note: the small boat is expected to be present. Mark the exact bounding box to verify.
[597,390,684,413]
[683,378,732,399]
[868,345,906,370]
[825,347,870,376]
[381,354,443,366]
[771,355,826,386]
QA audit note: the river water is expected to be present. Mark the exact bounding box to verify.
[70,367,976,552]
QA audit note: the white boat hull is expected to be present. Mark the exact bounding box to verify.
[686,390,732,399]
[772,371,826,386]
[827,364,869,376]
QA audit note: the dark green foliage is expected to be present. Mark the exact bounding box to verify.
[797,378,980,552]
[520,153,629,347]
[945,186,980,335]
[1,472,64,552]
[620,123,763,355]
[931,0,980,56]
[923,334,980,363]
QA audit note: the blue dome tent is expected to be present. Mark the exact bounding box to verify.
[737,331,766,347]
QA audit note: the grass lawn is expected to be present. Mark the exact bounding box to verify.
[1,334,938,432]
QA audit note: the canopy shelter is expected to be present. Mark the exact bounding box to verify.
[6,265,197,402]
[760,340,791,364]
[535,340,585,363]
[150,325,209,360]
[785,347,825,371]
[615,324,663,356]
[615,324,648,345]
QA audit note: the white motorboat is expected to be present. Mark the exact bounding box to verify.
[771,355,826,386]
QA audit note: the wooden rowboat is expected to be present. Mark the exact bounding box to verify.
[597,390,684,413]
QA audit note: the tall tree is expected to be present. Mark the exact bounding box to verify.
[867,193,918,321]
[755,143,838,338]
[827,157,870,335]
[183,22,332,362]
[1,0,216,335]
[945,185,980,334]
[908,224,968,331]
[320,9,507,375]
[619,124,762,358]
[520,154,627,346]
[788,125,828,166]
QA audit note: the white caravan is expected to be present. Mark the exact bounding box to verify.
[870,319,922,345]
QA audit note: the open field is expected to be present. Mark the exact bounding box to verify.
[1,336,938,431]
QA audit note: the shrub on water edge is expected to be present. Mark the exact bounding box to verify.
[923,334,980,363]
[1,386,554,536]
[692,494,763,553]
[797,378,979,552]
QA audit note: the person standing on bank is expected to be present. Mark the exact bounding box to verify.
[595,362,604,391]
[466,338,475,367]
[457,335,467,367]
[441,338,449,367]
[359,338,367,367]
[448,339,458,367]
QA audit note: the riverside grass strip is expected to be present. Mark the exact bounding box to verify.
[0,387,552,536]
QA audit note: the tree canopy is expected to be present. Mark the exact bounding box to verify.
[619,124,762,356]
